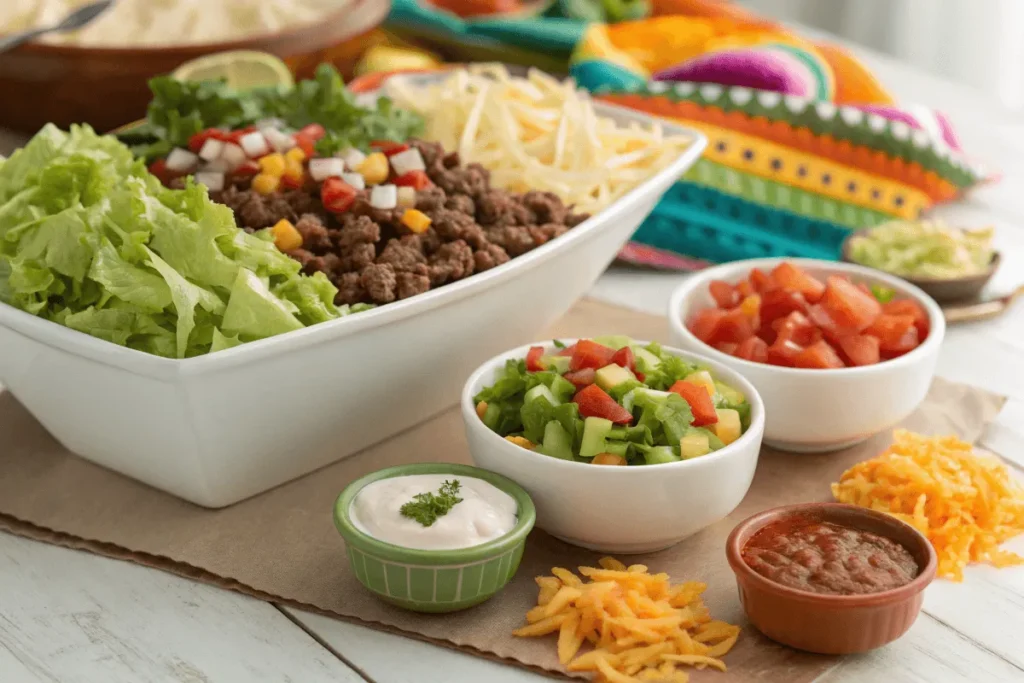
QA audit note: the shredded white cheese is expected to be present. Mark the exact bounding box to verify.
[384,64,693,215]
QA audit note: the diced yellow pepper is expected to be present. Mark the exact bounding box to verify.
[401,209,432,234]
[258,153,286,177]
[684,370,716,398]
[505,435,535,450]
[271,219,302,252]
[251,173,281,195]
[475,401,488,420]
[285,147,306,164]
[713,408,742,446]
[358,152,389,185]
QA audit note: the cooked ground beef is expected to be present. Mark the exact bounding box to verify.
[210,138,587,306]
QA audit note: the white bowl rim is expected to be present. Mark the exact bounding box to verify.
[0,99,707,380]
[461,338,766,475]
[667,257,946,377]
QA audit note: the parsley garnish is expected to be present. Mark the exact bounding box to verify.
[400,479,463,527]
[870,284,896,303]
[552,339,566,349]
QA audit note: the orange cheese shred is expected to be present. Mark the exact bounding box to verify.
[832,429,1024,581]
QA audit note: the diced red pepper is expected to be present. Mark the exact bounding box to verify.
[760,289,807,325]
[766,339,803,366]
[573,384,633,425]
[372,140,411,157]
[564,368,596,389]
[821,275,881,332]
[188,128,229,153]
[231,160,261,177]
[749,268,777,293]
[771,262,825,302]
[299,124,326,142]
[689,309,726,344]
[280,172,305,189]
[393,170,432,190]
[735,336,769,363]
[794,340,845,369]
[735,279,754,297]
[321,177,358,213]
[866,314,920,355]
[294,133,316,158]
[610,346,636,372]
[668,380,719,427]
[883,299,930,339]
[557,343,577,357]
[148,159,176,185]
[525,346,545,372]
[569,340,617,371]
[714,308,756,344]
[837,334,881,366]
[709,280,739,308]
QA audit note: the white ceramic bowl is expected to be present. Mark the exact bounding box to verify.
[461,340,765,554]
[668,258,945,453]
[0,104,706,508]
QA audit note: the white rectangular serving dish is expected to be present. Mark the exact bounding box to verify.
[0,97,706,507]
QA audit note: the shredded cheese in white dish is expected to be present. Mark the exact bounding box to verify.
[383,64,693,215]
[2,0,345,47]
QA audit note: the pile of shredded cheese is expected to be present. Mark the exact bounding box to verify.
[832,429,1024,581]
[383,64,693,215]
[513,558,739,683]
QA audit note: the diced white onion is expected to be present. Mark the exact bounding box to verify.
[396,186,417,209]
[202,158,230,173]
[220,143,247,169]
[341,172,365,190]
[389,148,425,176]
[308,157,345,182]
[238,131,270,158]
[370,184,397,210]
[338,148,366,170]
[193,172,225,192]
[166,147,199,172]
[256,118,286,131]
[264,127,295,153]
[198,138,224,161]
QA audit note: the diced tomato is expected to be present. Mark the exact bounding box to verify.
[756,323,778,346]
[372,140,411,157]
[668,380,719,426]
[557,343,577,357]
[709,280,739,308]
[569,340,617,371]
[188,128,228,153]
[299,124,326,142]
[794,340,846,369]
[226,126,258,144]
[735,336,769,363]
[321,177,358,213]
[689,309,726,344]
[866,314,920,355]
[805,304,853,344]
[564,368,596,389]
[760,289,807,325]
[714,342,739,355]
[774,311,820,347]
[837,334,881,366]
[749,268,777,293]
[294,132,316,158]
[148,159,176,185]
[766,339,803,366]
[573,384,633,425]
[635,371,646,382]
[610,346,636,372]
[821,275,881,332]
[735,279,754,297]
[231,160,261,177]
[771,262,825,302]
[883,299,930,339]
[525,346,545,372]
[393,170,432,190]
[714,308,757,344]
[280,172,305,189]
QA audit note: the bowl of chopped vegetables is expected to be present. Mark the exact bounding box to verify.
[461,337,765,553]
[668,258,944,453]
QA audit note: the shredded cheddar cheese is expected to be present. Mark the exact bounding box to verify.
[832,430,1024,581]
[514,558,739,683]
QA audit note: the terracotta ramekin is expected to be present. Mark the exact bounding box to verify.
[726,503,937,655]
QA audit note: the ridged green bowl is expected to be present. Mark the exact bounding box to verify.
[333,463,536,613]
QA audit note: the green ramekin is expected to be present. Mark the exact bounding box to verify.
[333,463,536,613]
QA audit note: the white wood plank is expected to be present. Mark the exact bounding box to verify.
[813,613,1023,683]
[0,534,363,683]
[283,609,557,683]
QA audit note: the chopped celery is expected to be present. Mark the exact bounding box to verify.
[482,402,501,430]
[525,384,559,407]
[632,346,662,373]
[609,378,643,402]
[539,355,570,374]
[643,446,680,465]
[603,440,630,457]
[592,335,633,350]
[539,420,574,460]
[548,374,577,403]
[580,416,613,457]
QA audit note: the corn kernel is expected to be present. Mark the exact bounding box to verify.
[251,173,281,195]
[285,147,306,164]
[401,209,432,234]
[358,152,389,185]
[475,401,488,420]
[592,453,627,466]
[271,219,302,252]
[258,153,286,177]
[740,293,761,317]
[505,435,535,450]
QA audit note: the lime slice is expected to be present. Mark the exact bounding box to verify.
[172,50,294,91]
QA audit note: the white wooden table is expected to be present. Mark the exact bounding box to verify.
[4,36,1024,683]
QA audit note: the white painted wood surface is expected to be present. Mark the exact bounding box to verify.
[3,22,1024,683]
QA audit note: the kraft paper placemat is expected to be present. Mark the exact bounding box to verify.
[0,299,1007,681]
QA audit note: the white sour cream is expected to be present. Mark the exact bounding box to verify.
[351,474,517,551]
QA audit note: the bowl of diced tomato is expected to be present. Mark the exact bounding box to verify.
[668,258,944,453]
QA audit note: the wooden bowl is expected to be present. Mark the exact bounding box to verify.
[841,229,1001,304]
[0,0,391,135]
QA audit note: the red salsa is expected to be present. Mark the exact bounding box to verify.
[742,517,919,596]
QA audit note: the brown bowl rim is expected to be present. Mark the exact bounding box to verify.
[841,228,1001,285]
[726,502,937,607]
[5,0,370,57]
